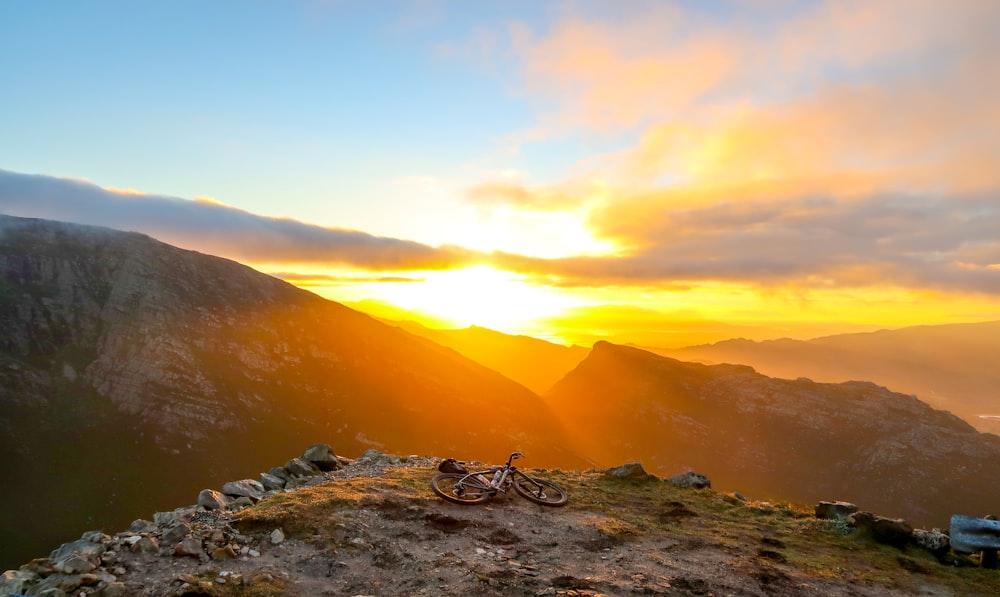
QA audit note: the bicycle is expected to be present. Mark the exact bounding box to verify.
[430,451,568,506]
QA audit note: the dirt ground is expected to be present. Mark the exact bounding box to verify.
[91,455,995,597]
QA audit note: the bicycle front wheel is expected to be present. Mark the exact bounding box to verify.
[513,475,568,506]
[431,473,491,505]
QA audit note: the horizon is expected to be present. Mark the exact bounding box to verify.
[2,1,999,347]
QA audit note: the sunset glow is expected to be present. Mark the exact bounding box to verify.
[2,1,999,347]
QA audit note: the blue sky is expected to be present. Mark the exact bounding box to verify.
[2,1,999,343]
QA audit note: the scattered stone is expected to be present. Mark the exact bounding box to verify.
[604,462,651,480]
[271,528,286,545]
[815,501,859,521]
[668,471,712,489]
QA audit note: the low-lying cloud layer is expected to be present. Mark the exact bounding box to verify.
[0,169,481,271]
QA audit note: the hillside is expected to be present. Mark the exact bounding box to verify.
[381,320,590,394]
[660,323,1000,435]
[4,450,998,597]
[544,342,1000,529]
[0,214,587,570]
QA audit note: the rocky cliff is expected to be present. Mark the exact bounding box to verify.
[545,341,1000,528]
[0,214,585,570]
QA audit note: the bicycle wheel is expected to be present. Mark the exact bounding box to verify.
[431,473,491,505]
[513,475,568,506]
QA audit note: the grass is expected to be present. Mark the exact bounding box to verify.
[231,465,1000,596]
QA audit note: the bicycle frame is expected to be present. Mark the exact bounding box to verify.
[453,451,524,497]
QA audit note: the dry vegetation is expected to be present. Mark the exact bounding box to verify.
[204,464,1000,596]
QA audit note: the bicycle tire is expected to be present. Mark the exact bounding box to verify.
[513,475,568,506]
[431,473,491,505]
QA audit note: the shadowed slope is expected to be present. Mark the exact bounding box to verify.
[0,214,586,569]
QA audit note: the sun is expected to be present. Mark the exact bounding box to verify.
[376,266,580,333]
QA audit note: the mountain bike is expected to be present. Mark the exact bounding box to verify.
[430,451,568,506]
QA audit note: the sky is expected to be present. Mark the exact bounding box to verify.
[2,0,999,347]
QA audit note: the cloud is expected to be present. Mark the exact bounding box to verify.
[464,181,583,211]
[0,169,483,271]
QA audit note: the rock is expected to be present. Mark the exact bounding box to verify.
[222,479,266,501]
[268,466,292,482]
[50,536,106,561]
[198,489,233,510]
[913,528,951,555]
[94,582,128,597]
[130,536,159,554]
[604,463,651,480]
[849,511,914,547]
[260,472,287,491]
[302,443,341,471]
[668,471,712,489]
[162,524,191,546]
[230,496,254,510]
[129,519,156,533]
[174,536,204,558]
[153,507,195,527]
[0,569,37,594]
[271,528,286,544]
[211,545,239,560]
[815,501,859,521]
[53,554,98,574]
[284,457,319,477]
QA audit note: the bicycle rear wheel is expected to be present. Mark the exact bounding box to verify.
[513,475,568,506]
[431,473,491,505]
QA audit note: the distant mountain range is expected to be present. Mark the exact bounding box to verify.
[659,325,1000,435]
[3,213,999,572]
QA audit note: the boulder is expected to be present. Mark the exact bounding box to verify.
[174,536,204,559]
[130,536,159,554]
[50,536,106,561]
[284,457,319,478]
[604,463,651,480]
[302,443,341,471]
[913,528,951,555]
[849,511,914,548]
[668,471,712,489]
[268,466,292,482]
[129,519,156,533]
[815,501,859,521]
[0,569,37,595]
[222,479,265,501]
[270,528,286,544]
[198,489,233,511]
[162,523,191,546]
[260,472,287,491]
[53,554,98,575]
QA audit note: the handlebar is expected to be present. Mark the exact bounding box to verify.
[506,451,524,466]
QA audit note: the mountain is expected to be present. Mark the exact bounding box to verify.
[380,320,590,394]
[0,214,586,570]
[658,323,1000,435]
[545,341,1000,528]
